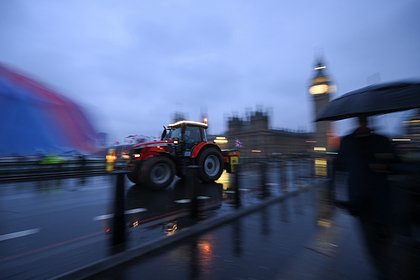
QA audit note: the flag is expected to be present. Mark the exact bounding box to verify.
[235,139,243,148]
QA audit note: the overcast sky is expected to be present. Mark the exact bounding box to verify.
[1,0,419,143]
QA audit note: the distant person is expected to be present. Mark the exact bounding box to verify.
[335,115,397,279]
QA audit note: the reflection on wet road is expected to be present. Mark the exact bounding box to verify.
[99,189,322,280]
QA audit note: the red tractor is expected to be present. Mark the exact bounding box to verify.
[126,120,239,190]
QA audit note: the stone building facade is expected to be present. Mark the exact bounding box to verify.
[222,110,313,158]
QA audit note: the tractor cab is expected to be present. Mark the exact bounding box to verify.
[162,121,208,154]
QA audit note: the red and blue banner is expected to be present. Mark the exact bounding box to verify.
[0,63,99,156]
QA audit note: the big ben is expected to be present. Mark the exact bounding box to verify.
[309,59,335,152]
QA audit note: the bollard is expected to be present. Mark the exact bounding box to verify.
[327,157,335,179]
[260,161,268,198]
[187,165,200,220]
[112,171,126,246]
[233,163,241,208]
[309,157,315,178]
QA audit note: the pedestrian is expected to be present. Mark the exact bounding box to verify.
[335,114,397,279]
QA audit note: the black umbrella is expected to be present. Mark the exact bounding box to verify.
[316,81,420,122]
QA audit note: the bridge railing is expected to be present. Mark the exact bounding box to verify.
[0,156,109,182]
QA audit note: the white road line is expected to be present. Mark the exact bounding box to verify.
[174,199,191,204]
[93,208,148,221]
[175,196,210,203]
[125,208,147,215]
[0,228,40,242]
[225,189,250,193]
[93,214,113,221]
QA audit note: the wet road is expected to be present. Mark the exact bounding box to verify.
[0,162,311,279]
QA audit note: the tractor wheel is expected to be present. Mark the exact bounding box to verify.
[127,163,141,184]
[198,147,224,182]
[141,157,175,191]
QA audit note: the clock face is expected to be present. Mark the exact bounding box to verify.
[309,84,329,95]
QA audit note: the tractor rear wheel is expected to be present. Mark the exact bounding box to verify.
[141,157,175,190]
[198,147,224,182]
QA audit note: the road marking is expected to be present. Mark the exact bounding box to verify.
[174,196,210,203]
[93,214,113,221]
[0,228,40,242]
[225,188,251,193]
[174,199,191,204]
[93,208,147,221]
[125,208,147,215]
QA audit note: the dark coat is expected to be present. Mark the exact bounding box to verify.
[336,128,396,223]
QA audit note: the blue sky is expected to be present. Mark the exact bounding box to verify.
[1,0,419,143]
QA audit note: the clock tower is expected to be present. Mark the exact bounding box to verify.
[309,59,334,152]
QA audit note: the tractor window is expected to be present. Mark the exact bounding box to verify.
[184,127,202,144]
[166,127,182,140]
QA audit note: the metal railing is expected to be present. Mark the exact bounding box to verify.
[0,157,109,183]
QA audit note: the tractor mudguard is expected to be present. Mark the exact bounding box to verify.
[191,142,221,158]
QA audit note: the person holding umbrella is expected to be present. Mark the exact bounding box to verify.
[317,81,420,279]
[335,114,397,279]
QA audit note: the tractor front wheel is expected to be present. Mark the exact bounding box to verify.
[127,163,141,184]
